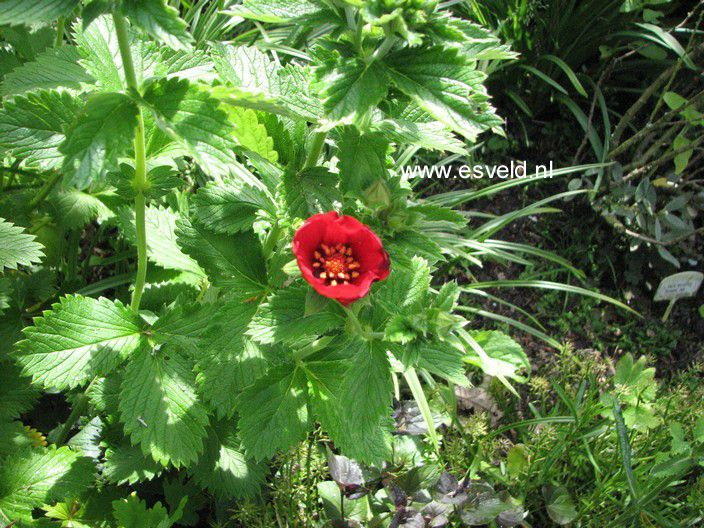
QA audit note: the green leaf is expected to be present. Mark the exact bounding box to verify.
[175,217,267,300]
[123,0,193,52]
[0,46,92,97]
[417,340,469,386]
[313,55,388,123]
[194,301,268,418]
[49,188,113,229]
[74,15,157,92]
[103,441,165,485]
[0,0,80,27]
[223,105,279,162]
[151,302,220,355]
[112,494,183,528]
[155,48,216,83]
[386,46,502,140]
[225,0,322,23]
[387,228,445,266]
[236,362,310,461]
[314,339,393,465]
[211,44,322,121]
[375,256,430,313]
[0,446,95,524]
[543,484,578,525]
[119,346,209,467]
[673,133,692,175]
[0,217,44,271]
[0,90,81,169]
[191,418,267,498]
[0,361,40,421]
[15,295,144,389]
[142,77,242,178]
[280,167,342,220]
[373,118,467,154]
[337,127,391,197]
[470,330,531,383]
[247,284,344,345]
[192,178,276,235]
[119,206,205,277]
[60,92,139,189]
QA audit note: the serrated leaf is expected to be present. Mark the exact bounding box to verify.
[313,55,388,123]
[373,119,467,154]
[192,178,276,235]
[0,0,80,27]
[280,167,342,220]
[0,361,40,421]
[15,295,145,389]
[222,104,279,162]
[376,256,430,313]
[59,92,138,189]
[337,127,390,197]
[103,441,164,485]
[142,77,242,178]
[387,228,445,266]
[384,315,419,344]
[469,330,530,383]
[386,46,502,140]
[211,44,322,121]
[225,0,322,23]
[50,189,113,229]
[191,418,267,498]
[123,0,193,51]
[89,371,121,415]
[417,340,468,386]
[0,217,44,270]
[312,339,393,465]
[67,416,103,462]
[0,446,95,524]
[119,206,205,277]
[236,362,310,461]
[0,90,82,169]
[155,48,216,82]
[1,46,93,97]
[194,301,268,418]
[74,15,157,92]
[175,217,266,299]
[119,346,209,467]
[112,494,181,528]
[246,284,344,345]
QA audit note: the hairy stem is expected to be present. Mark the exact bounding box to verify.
[55,376,98,446]
[304,131,327,169]
[113,12,149,312]
[26,171,61,212]
[55,16,65,47]
[262,220,283,259]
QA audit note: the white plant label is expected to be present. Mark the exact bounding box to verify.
[653,271,704,301]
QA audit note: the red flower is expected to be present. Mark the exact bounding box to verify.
[293,212,390,305]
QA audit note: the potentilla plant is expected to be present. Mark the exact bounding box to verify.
[0,0,525,523]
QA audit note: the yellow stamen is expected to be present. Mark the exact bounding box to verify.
[321,244,332,256]
[331,280,338,286]
[320,272,327,279]
[313,262,320,268]
[351,271,359,278]
[348,262,360,269]
[337,272,345,279]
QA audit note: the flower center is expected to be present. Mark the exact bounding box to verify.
[312,243,361,286]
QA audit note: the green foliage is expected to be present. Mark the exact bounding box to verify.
[0,218,44,270]
[0,446,95,524]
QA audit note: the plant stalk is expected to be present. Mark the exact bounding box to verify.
[26,171,61,212]
[304,131,327,169]
[113,12,149,312]
[55,17,65,47]
[55,376,98,446]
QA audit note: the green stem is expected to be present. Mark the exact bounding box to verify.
[55,17,65,47]
[303,131,326,169]
[291,336,334,362]
[26,172,61,212]
[113,12,149,312]
[55,376,98,446]
[262,220,283,259]
[370,32,397,62]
